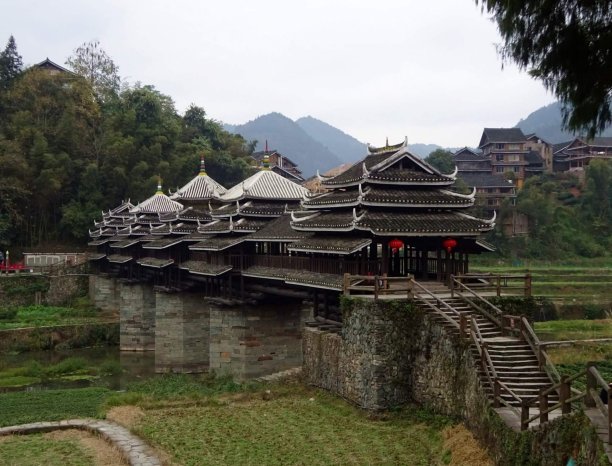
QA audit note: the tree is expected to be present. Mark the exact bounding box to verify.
[424,148,455,173]
[477,1,612,137]
[0,35,23,91]
[66,40,120,100]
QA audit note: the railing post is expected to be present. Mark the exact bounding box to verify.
[525,273,532,297]
[539,388,548,424]
[496,275,501,296]
[459,313,467,340]
[374,275,379,301]
[343,273,350,296]
[537,345,544,371]
[560,376,571,415]
[493,378,500,408]
[585,362,596,408]
[450,274,455,298]
[407,275,413,300]
[521,399,529,431]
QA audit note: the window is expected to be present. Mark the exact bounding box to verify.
[496,154,504,161]
[507,154,520,162]
[496,167,504,173]
[496,143,504,149]
[513,166,520,173]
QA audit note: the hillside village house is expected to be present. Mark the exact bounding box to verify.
[251,149,304,182]
[553,137,612,175]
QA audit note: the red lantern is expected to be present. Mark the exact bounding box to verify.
[442,238,457,253]
[389,238,404,250]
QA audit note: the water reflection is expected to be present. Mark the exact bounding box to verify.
[0,347,156,392]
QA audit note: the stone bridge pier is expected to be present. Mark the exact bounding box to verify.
[91,276,312,378]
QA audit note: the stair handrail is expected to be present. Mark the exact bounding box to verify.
[410,279,462,332]
[519,316,561,385]
[586,364,612,444]
[450,275,504,329]
[468,316,524,419]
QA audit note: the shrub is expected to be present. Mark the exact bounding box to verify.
[583,305,606,320]
[0,308,17,320]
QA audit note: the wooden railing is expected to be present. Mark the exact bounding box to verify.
[519,364,611,439]
[343,273,413,300]
[452,272,532,297]
[410,279,465,333]
[450,275,522,334]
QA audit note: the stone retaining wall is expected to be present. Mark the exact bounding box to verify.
[303,297,609,465]
[119,282,155,351]
[89,275,119,312]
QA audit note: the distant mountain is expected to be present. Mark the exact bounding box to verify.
[295,116,366,163]
[225,112,455,176]
[515,101,612,143]
[225,113,343,177]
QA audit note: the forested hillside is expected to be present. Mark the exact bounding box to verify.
[0,37,255,249]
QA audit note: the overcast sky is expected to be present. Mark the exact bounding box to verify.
[3,0,555,148]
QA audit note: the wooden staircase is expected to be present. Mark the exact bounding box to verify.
[414,281,558,411]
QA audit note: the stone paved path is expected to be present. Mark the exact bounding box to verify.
[0,419,161,466]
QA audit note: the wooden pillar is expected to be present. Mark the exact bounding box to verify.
[381,241,389,276]
[403,244,408,276]
[421,249,428,279]
[313,291,319,318]
[436,249,442,281]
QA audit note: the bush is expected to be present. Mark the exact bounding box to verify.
[0,308,17,320]
[583,304,607,320]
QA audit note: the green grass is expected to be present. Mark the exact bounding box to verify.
[0,305,111,330]
[534,319,612,341]
[130,381,453,466]
[0,387,109,427]
[0,356,117,388]
[0,434,95,466]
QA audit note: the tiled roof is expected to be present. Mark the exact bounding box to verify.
[242,266,343,291]
[212,201,295,218]
[553,140,573,154]
[479,128,526,147]
[171,173,226,201]
[88,253,107,261]
[107,254,133,264]
[130,191,183,214]
[110,239,141,249]
[525,150,544,166]
[220,170,309,201]
[453,147,485,161]
[178,261,232,276]
[303,186,474,208]
[102,200,134,219]
[198,218,269,234]
[88,239,110,246]
[458,173,515,189]
[357,211,493,236]
[178,208,212,222]
[291,210,494,236]
[142,238,184,250]
[322,148,454,188]
[246,214,310,241]
[189,236,246,251]
[150,222,197,235]
[288,237,371,255]
[137,257,174,268]
[367,138,407,155]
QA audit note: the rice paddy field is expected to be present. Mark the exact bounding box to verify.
[471,257,612,307]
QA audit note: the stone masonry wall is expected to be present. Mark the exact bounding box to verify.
[303,297,608,465]
[119,282,156,351]
[155,291,209,373]
[89,275,119,312]
[210,301,311,381]
[46,274,88,306]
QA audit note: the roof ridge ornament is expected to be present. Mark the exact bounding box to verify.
[236,200,240,213]
[358,183,364,202]
[208,200,213,212]
[156,176,163,194]
[440,186,477,200]
[447,166,458,179]
[486,210,497,225]
[362,162,370,178]
[199,154,207,176]
[229,216,234,231]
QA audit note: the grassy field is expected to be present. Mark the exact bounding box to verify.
[128,380,456,466]
[0,375,478,466]
[0,434,96,466]
[534,319,612,341]
[0,305,115,330]
[470,257,612,305]
[0,387,109,427]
